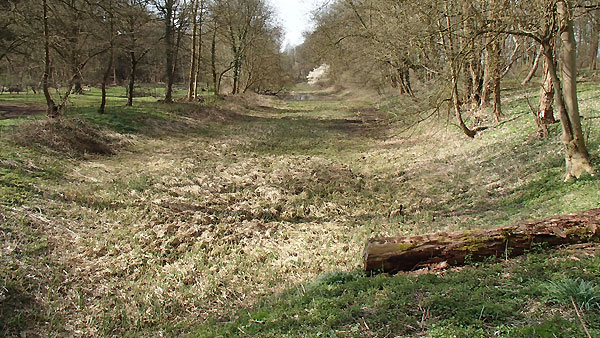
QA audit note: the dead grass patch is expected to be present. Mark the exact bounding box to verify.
[10,118,131,157]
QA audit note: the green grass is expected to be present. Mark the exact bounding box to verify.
[1,83,600,336]
[196,251,600,337]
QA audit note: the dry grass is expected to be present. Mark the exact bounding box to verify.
[10,118,130,157]
[2,83,600,336]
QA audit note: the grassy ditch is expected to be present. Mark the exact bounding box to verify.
[1,83,599,336]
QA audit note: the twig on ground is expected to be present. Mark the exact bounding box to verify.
[570,296,592,338]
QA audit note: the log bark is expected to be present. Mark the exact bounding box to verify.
[364,209,600,273]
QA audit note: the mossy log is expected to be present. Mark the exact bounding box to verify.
[364,209,600,273]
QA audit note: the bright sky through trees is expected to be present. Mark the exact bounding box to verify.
[268,0,326,47]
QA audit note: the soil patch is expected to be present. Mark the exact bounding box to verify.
[0,104,46,120]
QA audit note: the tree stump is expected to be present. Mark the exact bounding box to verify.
[363,209,600,273]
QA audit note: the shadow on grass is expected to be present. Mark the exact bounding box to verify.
[0,282,43,336]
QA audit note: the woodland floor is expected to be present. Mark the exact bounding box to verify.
[1,84,600,337]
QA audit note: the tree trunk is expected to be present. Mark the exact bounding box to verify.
[187,0,198,101]
[42,0,58,117]
[113,58,117,85]
[492,73,502,122]
[232,56,241,95]
[99,5,114,115]
[589,11,599,70]
[536,57,556,137]
[557,1,594,180]
[522,45,542,86]
[452,71,476,138]
[398,67,413,97]
[364,208,600,273]
[127,51,137,107]
[480,36,492,107]
[194,0,205,96]
[211,22,218,95]
[443,9,476,138]
[72,71,83,95]
[469,52,483,108]
[489,36,503,122]
[164,0,175,103]
[99,51,113,114]
[171,19,185,98]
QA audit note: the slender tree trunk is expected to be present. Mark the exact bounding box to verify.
[463,1,480,108]
[99,48,113,114]
[589,11,599,70]
[542,41,570,140]
[522,45,542,86]
[169,19,185,98]
[452,72,476,138]
[398,67,413,97]
[536,58,555,137]
[211,22,218,94]
[557,1,594,180]
[187,0,198,101]
[488,33,503,121]
[232,56,240,95]
[480,38,492,107]
[194,0,205,96]
[72,70,83,95]
[164,0,175,103]
[113,60,117,85]
[500,36,520,78]
[99,5,114,114]
[42,0,57,117]
[127,52,137,106]
[442,4,476,138]
[469,52,483,108]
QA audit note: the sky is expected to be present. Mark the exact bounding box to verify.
[268,0,328,48]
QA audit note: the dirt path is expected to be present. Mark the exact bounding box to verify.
[0,103,45,120]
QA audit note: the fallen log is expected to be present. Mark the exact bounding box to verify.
[364,209,600,273]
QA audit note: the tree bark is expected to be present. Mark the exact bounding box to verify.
[164,0,175,103]
[442,8,476,138]
[99,3,114,114]
[557,1,594,180]
[99,48,113,114]
[589,11,599,70]
[536,56,556,136]
[187,0,198,101]
[194,0,205,96]
[483,31,503,121]
[127,51,137,106]
[469,51,483,108]
[363,208,600,273]
[522,45,542,86]
[480,47,491,107]
[452,72,476,138]
[211,21,218,95]
[42,0,58,117]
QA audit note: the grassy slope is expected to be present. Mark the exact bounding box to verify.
[0,83,599,337]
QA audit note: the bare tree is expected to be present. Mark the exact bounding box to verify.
[98,0,117,114]
[122,0,154,106]
[42,0,57,117]
[155,0,189,103]
[556,0,594,180]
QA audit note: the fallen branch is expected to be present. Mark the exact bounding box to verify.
[571,296,593,338]
[363,209,600,273]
